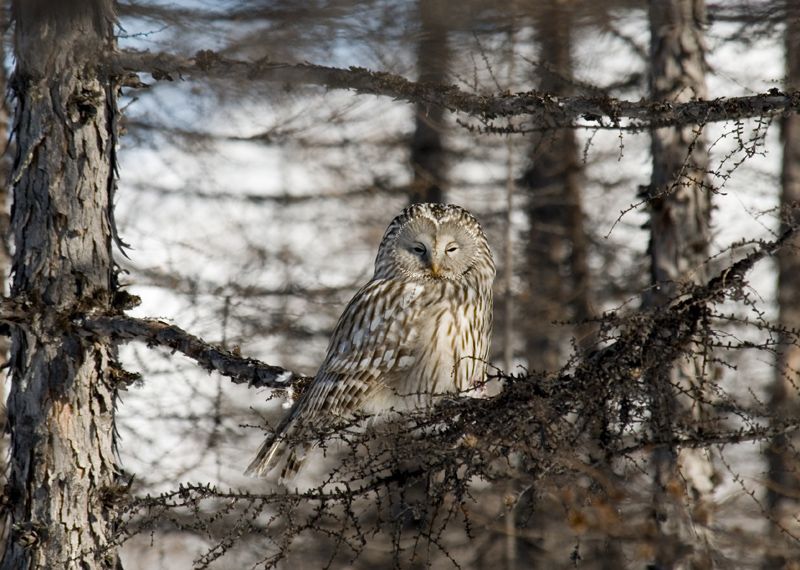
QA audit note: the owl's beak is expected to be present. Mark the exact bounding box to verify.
[430,260,440,276]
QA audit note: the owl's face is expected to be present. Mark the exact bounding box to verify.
[374,203,494,282]
[394,217,478,280]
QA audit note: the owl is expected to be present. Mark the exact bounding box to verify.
[245,203,495,482]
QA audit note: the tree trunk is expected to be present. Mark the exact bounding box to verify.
[767,2,800,565]
[515,2,613,568]
[520,0,591,372]
[647,0,710,305]
[0,0,14,552]
[408,0,449,205]
[2,1,122,568]
[646,1,715,568]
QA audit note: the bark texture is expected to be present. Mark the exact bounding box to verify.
[646,1,715,568]
[767,1,800,563]
[0,2,13,552]
[3,0,122,568]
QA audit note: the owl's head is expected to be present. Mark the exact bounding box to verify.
[374,203,495,283]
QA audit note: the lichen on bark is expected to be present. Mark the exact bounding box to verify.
[3,1,124,568]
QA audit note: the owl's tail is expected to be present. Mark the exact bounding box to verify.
[244,414,315,484]
[245,378,371,483]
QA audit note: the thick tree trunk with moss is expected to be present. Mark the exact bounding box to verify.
[2,1,122,568]
[408,0,449,205]
[767,2,800,564]
[646,1,715,568]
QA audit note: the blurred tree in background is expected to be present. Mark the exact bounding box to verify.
[2,0,800,568]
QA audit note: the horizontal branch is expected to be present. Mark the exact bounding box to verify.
[612,424,800,458]
[4,225,791,395]
[3,224,791,397]
[573,225,798,388]
[78,315,310,389]
[114,49,800,129]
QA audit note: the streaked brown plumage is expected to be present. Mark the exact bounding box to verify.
[245,203,494,482]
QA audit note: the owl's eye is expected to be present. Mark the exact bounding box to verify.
[445,243,459,254]
[412,244,427,255]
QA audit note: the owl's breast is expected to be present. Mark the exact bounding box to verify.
[390,280,489,404]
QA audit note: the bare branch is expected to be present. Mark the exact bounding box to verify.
[2,224,789,398]
[612,424,800,458]
[78,315,310,388]
[113,49,800,129]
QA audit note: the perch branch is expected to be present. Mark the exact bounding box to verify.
[3,227,794,393]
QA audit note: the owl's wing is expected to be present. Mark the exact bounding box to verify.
[303,279,423,417]
[245,279,422,482]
